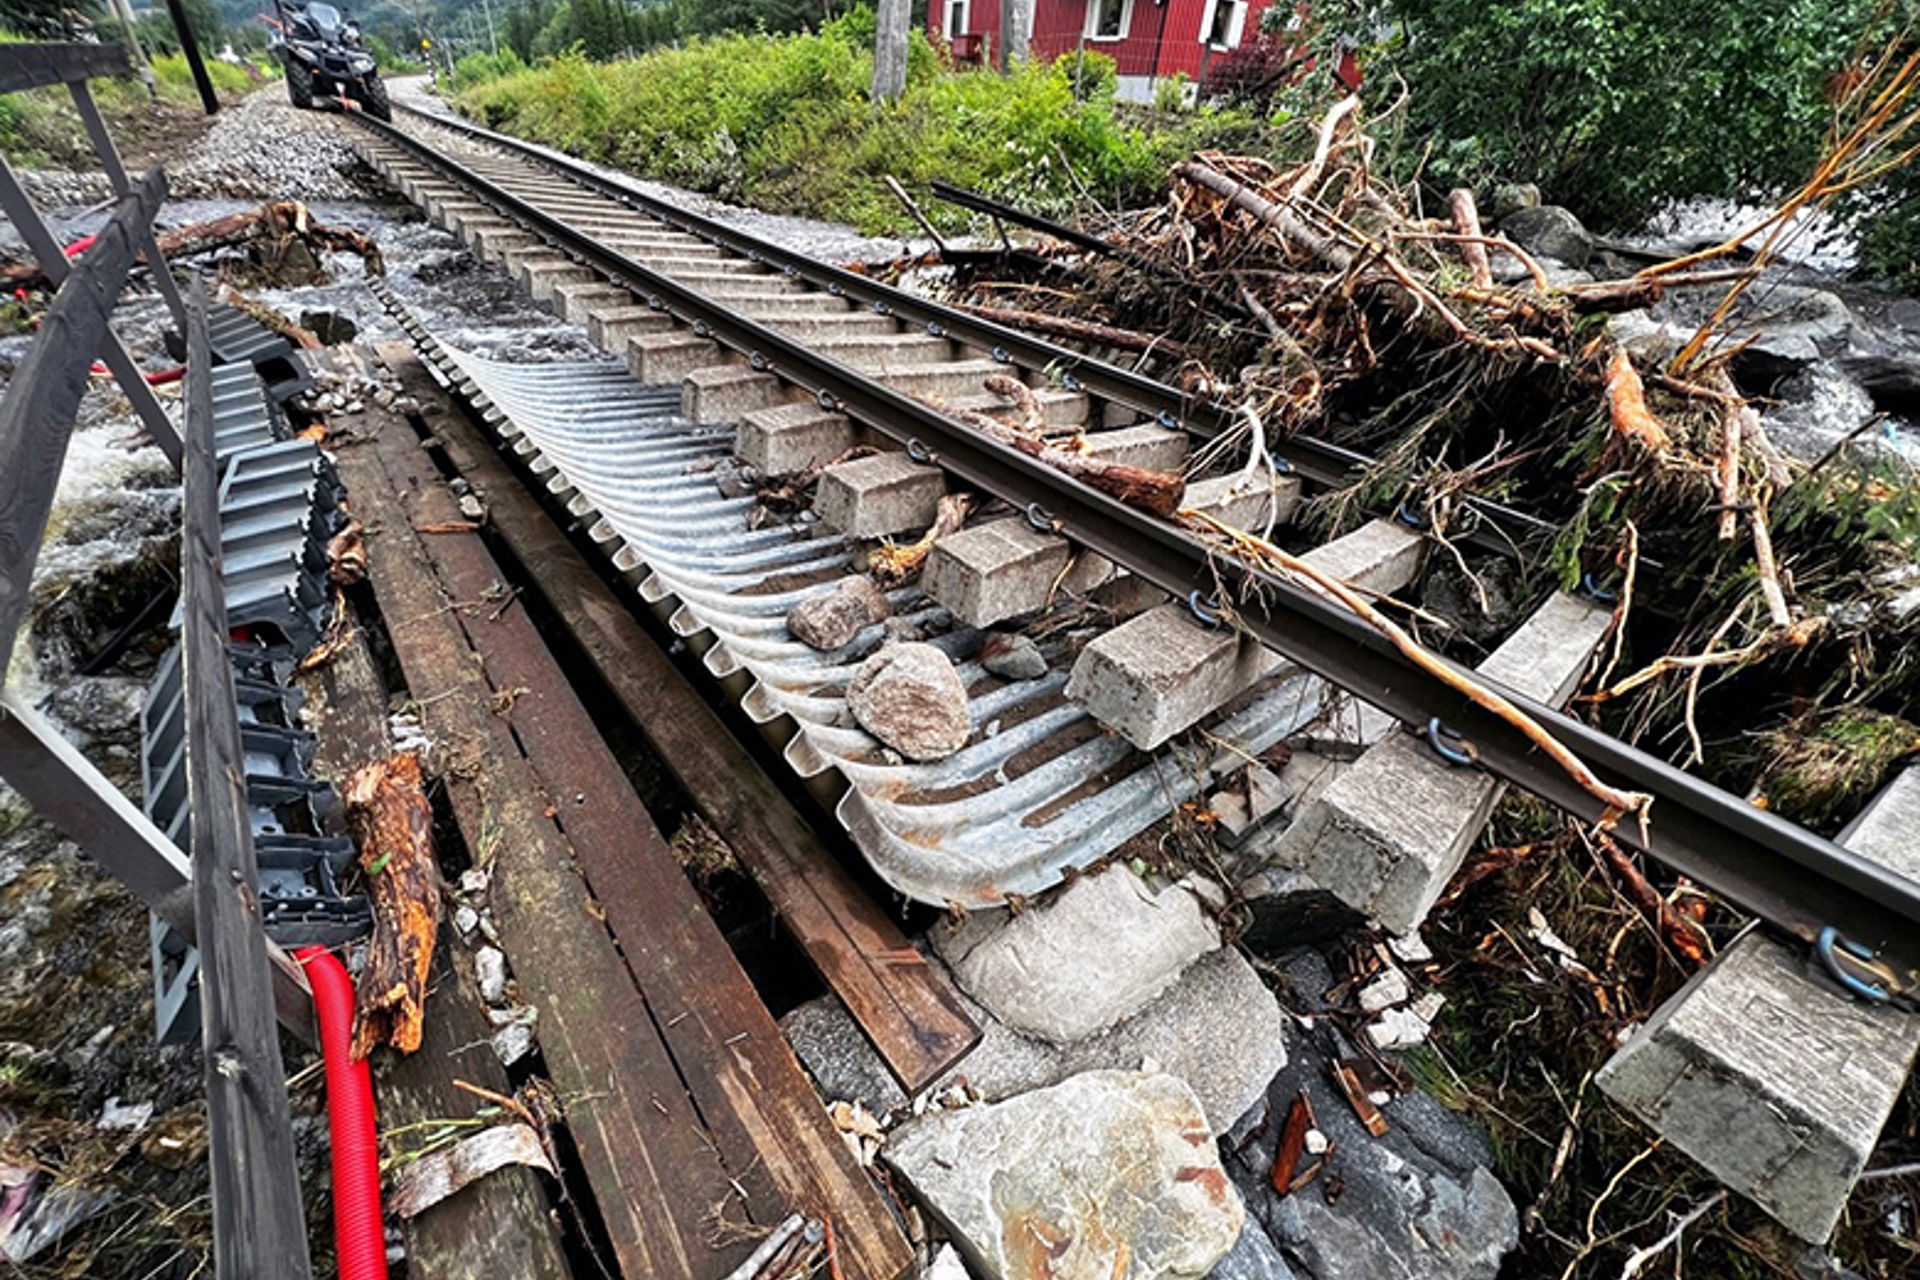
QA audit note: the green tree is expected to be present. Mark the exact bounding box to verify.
[0,0,99,36]
[1379,0,1877,229]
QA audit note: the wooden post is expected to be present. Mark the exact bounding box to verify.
[182,274,314,1280]
[161,0,220,114]
[872,0,910,100]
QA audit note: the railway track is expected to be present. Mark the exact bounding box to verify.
[338,102,1920,1002]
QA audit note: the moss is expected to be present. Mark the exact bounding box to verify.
[1754,707,1920,831]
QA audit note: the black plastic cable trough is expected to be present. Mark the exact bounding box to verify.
[352,109,1920,1002]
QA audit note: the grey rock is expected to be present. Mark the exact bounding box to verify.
[889,1070,1245,1280]
[790,575,890,651]
[981,632,1048,680]
[932,865,1220,1043]
[1606,309,1686,363]
[1734,286,1855,380]
[847,641,971,761]
[783,945,1288,1135]
[1486,183,1540,221]
[1205,1223,1298,1280]
[1498,206,1591,270]
[1224,1052,1517,1280]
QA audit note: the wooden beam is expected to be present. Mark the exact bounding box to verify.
[0,41,131,93]
[378,342,980,1097]
[336,431,755,1280]
[182,275,314,1280]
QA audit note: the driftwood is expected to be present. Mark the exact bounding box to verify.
[1,200,385,289]
[344,751,439,1058]
[1448,189,1494,289]
[871,492,975,586]
[947,300,1195,358]
[938,374,1186,516]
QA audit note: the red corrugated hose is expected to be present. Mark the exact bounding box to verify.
[295,945,390,1280]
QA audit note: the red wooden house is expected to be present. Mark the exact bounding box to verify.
[932,0,1350,104]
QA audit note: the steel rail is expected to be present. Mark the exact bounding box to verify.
[354,111,1920,1000]
[387,101,1560,557]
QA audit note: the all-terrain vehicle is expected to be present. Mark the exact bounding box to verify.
[270,1,391,121]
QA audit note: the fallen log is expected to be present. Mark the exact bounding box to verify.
[1,200,384,289]
[344,751,439,1059]
[946,300,1196,358]
[1448,189,1494,289]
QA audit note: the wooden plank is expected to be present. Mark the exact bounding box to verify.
[299,615,573,1280]
[0,41,130,94]
[335,429,752,1280]
[378,342,980,1096]
[181,275,313,1280]
[365,410,913,1280]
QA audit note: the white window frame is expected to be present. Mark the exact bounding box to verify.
[1197,0,1247,50]
[944,0,969,38]
[1083,0,1132,43]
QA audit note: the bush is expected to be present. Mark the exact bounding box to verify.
[454,35,1258,232]
[453,47,528,91]
[151,51,254,97]
[1380,0,1879,231]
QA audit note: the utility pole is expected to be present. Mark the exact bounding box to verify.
[161,0,221,115]
[106,0,159,100]
[871,0,909,100]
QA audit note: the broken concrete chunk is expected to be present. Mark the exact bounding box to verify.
[473,946,508,1004]
[847,641,971,761]
[889,1070,1245,1280]
[933,865,1221,1044]
[1356,968,1408,1014]
[784,945,1287,1136]
[789,575,890,651]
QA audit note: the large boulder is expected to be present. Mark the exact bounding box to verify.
[932,865,1221,1043]
[781,944,1289,1136]
[846,641,971,760]
[1497,206,1591,270]
[1732,286,1855,382]
[888,1070,1246,1280]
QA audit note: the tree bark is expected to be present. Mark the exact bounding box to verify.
[872,0,911,101]
[345,751,440,1059]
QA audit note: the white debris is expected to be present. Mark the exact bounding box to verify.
[474,946,509,1004]
[492,1021,535,1065]
[1304,1128,1329,1156]
[98,1098,153,1131]
[1388,931,1434,963]
[1358,968,1410,1013]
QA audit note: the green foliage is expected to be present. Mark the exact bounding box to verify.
[151,51,255,96]
[454,34,1263,232]
[453,46,527,89]
[1380,0,1878,230]
[1152,71,1191,113]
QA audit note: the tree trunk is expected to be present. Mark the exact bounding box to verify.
[872,0,911,101]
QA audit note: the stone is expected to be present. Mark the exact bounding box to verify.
[782,945,1288,1135]
[1598,766,1920,1242]
[473,946,508,1004]
[981,632,1049,681]
[815,452,946,539]
[888,1070,1245,1280]
[1486,182,1540,220]
[1205,1224,1298,1280]
[1273,593,1611,935]
[847,642,972,761]
[1208,764,1288,846]
[1498,205,1591,269]
[1357,968,1408,1013]
[932,865,1221,1043]
[790,576,890,651]
[1224,1055,1518,1280]
[1732,286,1855,380]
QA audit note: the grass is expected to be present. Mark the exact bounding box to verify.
[451,21,1276,234]
[0,47,269,168]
